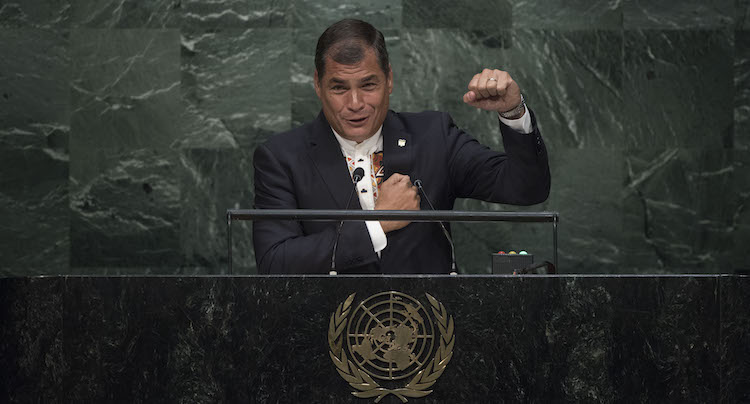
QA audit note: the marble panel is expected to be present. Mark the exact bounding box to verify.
[507,29,626,150]
[292,0,401,31]
[622,149,743,273]
[739,0,750,29]
[523,149,623,273]
[0,29,69,272]
[0,277,63,403]
[399,29,510,150]
[179,148,255,273]
[181,0,292,28]
[70,29,181,150]
[730,152,750,271]
[720,276,750,402]
[601,276,720,402]
[67,0,180,28]
[0,0,69,29]
[62,277,187,401]
[623,0,734,29]
[737,30,750,150]
[511,0,623,30]
[290,28,402,128]
[403,0,511,29]
[452,149,624,274]
[290,29,319,128]
[622,30,734,149]
[179,28,291,149]
[0,132,69,274]
[0,29,70,129]
[69,148,181,269]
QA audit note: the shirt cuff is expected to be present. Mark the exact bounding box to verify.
[365,221,387,253]
[498,109,533,134]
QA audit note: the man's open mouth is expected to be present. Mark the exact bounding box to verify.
[348,117,368,123]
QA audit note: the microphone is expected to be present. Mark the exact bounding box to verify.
[330,167,366,274]
[352,167,365,183]
[414,179,458,275]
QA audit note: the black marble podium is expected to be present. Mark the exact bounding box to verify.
[1,275,748,403]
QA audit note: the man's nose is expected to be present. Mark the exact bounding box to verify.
[347,89,364,111]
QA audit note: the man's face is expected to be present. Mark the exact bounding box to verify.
[314,48,393,143]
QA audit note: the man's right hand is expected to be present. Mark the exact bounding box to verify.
[375,173,420,233]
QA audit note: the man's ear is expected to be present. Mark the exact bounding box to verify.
[313,70,321,98]
[387,64,394,95]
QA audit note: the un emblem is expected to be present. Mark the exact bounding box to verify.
[328,291,455,402]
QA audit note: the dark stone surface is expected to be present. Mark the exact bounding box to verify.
[181,0,293,28]
[179,148,255,272]
[0,277,63,403]
[69,28,181,151]
[1,275,746,403]
[511,0,622,29]
[623,0,734,29]
[730,152,750,271]
[69,148,182,269]
[179,27,292,149]
[720,275,750,403]
[0,0,69,29]
[737,30,750,150]
[0,28,70,275]
[622,149,749,273]
[518,149,623,273]
[67,0,181,28]
[740,0,750,29]
[623,30,734,149]
[403,0,511,29]
[67,28,182,269]
[507,29,626,150]
[293,0,401,31]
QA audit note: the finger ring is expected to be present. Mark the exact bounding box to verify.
[488,77,497,81]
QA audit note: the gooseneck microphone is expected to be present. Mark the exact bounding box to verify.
[414,179,458,275]
[330,167,366,274]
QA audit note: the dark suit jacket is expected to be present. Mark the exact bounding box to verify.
[252,109,550,274]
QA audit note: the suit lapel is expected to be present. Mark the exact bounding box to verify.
[307,111,413,208]
[382,111,413,178]
[307,112,362,209]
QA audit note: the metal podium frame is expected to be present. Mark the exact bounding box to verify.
[226,209,559,274]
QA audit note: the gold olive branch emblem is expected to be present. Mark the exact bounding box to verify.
[328,293,455,403]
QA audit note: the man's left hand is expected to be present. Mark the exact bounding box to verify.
[463,68,523,115]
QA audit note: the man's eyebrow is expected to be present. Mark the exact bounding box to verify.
[329,77,346,84]
[360,75,378,83]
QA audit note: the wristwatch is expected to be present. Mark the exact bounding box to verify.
[499,93,526,119]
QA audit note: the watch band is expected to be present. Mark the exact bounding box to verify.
[499,93,525,119]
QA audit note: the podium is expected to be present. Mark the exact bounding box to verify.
[1,275,748,403]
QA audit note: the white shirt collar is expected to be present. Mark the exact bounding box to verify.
[331,126,383,157]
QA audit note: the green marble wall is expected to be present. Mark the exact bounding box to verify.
[1,1,748,275]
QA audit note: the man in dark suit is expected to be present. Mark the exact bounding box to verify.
[253,19,550,274]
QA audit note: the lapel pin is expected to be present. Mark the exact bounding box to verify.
[398,138,407,147]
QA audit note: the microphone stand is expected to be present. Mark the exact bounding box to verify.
[414,180,458,275]
[330,167,365,275]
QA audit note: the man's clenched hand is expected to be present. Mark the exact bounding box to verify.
[463,68,524,116]
[375,173,420,233]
